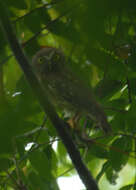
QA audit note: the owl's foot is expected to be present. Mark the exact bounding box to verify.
[67,113,81,130]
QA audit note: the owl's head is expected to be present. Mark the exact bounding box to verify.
[32,47,65,76]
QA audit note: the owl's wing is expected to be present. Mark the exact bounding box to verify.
[57,69,111,134]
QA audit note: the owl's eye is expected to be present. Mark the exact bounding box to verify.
[52,53,60,62]
[38,57,45,64]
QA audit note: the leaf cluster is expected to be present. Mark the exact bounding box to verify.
[0,0,136,190]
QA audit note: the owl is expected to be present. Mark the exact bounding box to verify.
[32,47,111,134]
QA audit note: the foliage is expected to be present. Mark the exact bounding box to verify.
[0,0,136,189]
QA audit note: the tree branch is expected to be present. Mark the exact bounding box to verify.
[12,1,58,24]
[124,60,132,104]
[0,2,99,190]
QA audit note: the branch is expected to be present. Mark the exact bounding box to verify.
[124,60,132,104]
[126,77,132,104]
[22,7,73,47]
[12,2,58,24]
[0,2,99,190]
[0,5,73,66]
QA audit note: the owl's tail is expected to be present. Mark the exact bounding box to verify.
[88,100,112,134]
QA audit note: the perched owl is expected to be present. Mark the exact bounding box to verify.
[32,47,111,134]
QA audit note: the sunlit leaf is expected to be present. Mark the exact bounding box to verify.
[119,184,134,190]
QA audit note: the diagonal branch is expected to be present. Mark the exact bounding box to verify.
[0,2,99,190]
[12,1,59,24]
[124,60,132,104]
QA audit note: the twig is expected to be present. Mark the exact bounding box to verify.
[0,6,73,66]
[12,1,59,24]
[113,132,136,139]
[12,159,28,190]
[5,171,19,190]
[0,54,13,66]
[3,138,60,186]
[22,8,73,47]
[104,107,127,113]
[58,167,74,177]
[125,60,132,104]
[34,115,47,142]
[126,77,132,104]
[82,136,136,159]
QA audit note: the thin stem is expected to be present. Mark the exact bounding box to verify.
[34,115,47,142]
[125,60,132,104]
[22,8,73,47]
[12,1,60,24]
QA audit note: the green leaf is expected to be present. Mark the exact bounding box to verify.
[1,0,136,189]
[57,141,67,162]
[119,184,133,190]
[95,79,123,101]
[0,102,18,153]
[43,145,58,174]
[15,76,42,118]
[96,161,109,182]
[126,103,136,132]
[87,144,108,159]
[28,171,44,190]
[29,149,51,181]
[0,156,10,171]
[1,0,27,10]
[36,128,49,144]
[111,112,127,132]
[23,8,50,33]
[108,136,132,171]
[28,170,60,190]
[105,163,118,185]
[49,20,79,44]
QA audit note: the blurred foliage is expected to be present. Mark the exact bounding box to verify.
[0,0,136,189]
